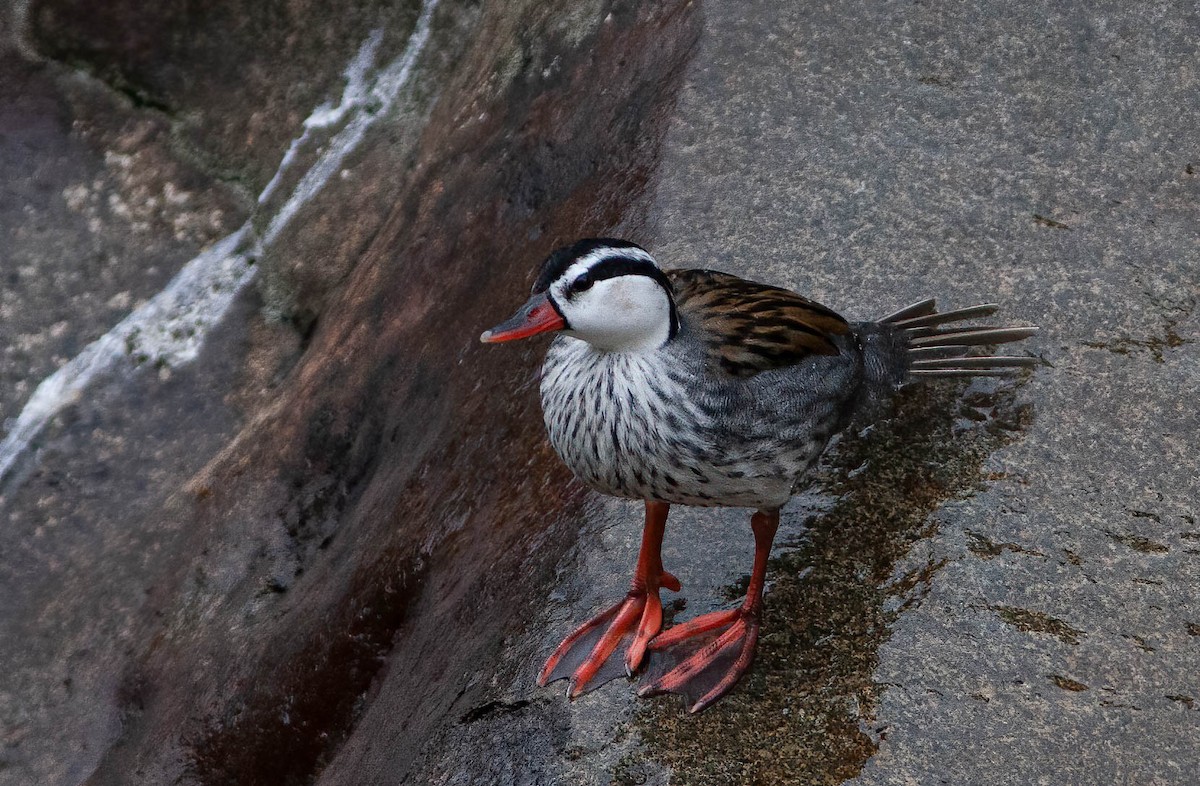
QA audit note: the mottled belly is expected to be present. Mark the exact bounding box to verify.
[545,409,802,509]
[539,339,815,510]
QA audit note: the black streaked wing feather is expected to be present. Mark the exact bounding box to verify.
[667,269,850,377]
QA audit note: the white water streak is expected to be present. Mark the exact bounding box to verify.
[255,30,384,210]
[0,0,440,485]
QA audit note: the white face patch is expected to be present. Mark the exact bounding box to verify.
[548,250,673,353]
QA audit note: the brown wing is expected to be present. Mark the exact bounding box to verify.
[667,268,851,377]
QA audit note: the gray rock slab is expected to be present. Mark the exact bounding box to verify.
[635,0,1199,783]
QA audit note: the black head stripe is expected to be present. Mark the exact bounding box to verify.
[585,257,670,290]
[531,238,647,294]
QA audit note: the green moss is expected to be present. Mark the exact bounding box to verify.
[1104,530,1169,554]
[992,606,1084,646]
[612,749,655,786]
[1081,310,1195,364]
[633,381,1032,785]
[1048,675,1088,692]
[965,530,1044,560]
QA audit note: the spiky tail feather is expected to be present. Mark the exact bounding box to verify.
[879,298,1039,379]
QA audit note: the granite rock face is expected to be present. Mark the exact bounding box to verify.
[1,0,1197,784]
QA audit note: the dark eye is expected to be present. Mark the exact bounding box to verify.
[571,273,594,292]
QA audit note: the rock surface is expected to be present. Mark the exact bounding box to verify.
[1,0,1196,784]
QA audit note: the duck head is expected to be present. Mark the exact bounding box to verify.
[480,239,679,352]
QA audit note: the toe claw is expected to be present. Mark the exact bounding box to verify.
[636,681,663,699]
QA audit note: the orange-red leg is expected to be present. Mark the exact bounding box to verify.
[538,501,680,697]
[638,508,779,713]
